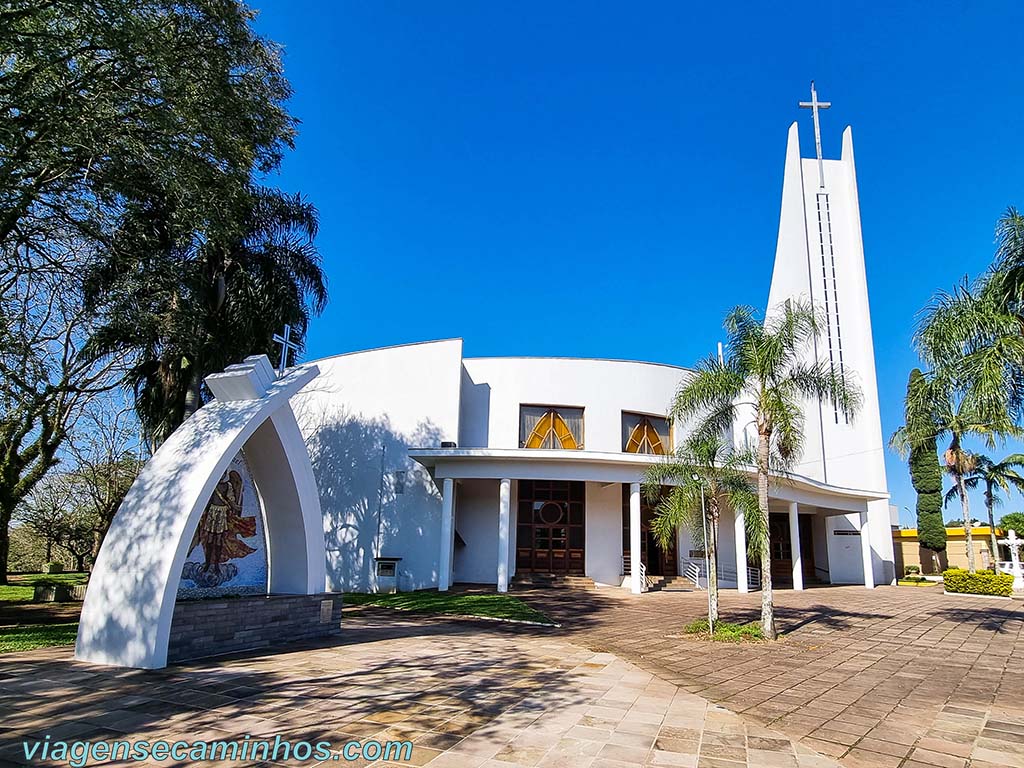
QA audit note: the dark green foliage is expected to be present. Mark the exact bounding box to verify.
[942,568,1013,597]
[906,370,947,553]
[999,512,1024,535]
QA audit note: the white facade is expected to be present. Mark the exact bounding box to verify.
[292,121,896,595]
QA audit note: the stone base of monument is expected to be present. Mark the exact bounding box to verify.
[167,593,343,664]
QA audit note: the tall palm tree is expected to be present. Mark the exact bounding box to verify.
[894,371,1018,573]
[643,433,760,624]
[671,301,861,639]
[943,453,1024,568]
[87,185,327,446]
[903,277,1024,573]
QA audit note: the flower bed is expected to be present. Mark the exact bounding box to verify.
[942,568,1014,597]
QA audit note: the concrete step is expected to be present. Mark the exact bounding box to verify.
[511,574,596,590]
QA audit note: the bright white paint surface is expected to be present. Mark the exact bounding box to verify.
[585,483,624,587]
[629,482,642,594]
[291,339,463,592]
[76,356,325,669]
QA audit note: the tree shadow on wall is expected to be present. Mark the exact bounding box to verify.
[305,410,444,592]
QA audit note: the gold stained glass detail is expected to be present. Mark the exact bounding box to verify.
[524,410,579,450]
[625,418,666,455]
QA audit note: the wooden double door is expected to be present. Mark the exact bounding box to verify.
[768,512,816,585]
[515,480,585,575]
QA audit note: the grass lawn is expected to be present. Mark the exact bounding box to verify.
[0,622,78,653]
[683,618,765,642]
[0,572,89,603]
[0,573,87,654]
[344,591,554,625]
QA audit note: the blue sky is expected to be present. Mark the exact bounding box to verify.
[253,1,1024,527]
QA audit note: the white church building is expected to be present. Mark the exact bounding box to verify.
[292,111,896,596]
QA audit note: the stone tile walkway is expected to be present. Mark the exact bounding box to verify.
[518,584,1024,768]
[0,608,837,768]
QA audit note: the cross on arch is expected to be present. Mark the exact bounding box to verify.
[272,324,302,376]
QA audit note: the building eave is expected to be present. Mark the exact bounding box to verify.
[407,447,889,503]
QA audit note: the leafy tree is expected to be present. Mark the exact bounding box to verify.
[999,511,1024,536]
[905,370,946,570]
[943,454,1024,563]
[643,434,760,624]
[670,301,861,639]
[0,0,295,263]
[86,186,327,446]
[0,0,306,581]
[67,403,143,559]
[0,249,118,583]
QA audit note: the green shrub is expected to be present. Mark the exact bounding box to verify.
[942,568,1013,597]
[45,562,64,574]
[683,618,764,642]
[905,565,921,575]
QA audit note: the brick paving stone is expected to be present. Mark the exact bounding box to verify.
[0,607,844,768]
[518,584,1024,768]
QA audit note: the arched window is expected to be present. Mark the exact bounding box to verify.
[622,413,671,455]
[520,406,583,449]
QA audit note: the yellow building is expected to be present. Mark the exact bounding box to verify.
[892,527,1006,575]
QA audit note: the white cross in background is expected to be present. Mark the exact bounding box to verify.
[799,81,832,189]
[997,529,1024,592]
[272,324,301,376]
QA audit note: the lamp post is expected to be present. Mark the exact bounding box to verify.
[694,473,713,636]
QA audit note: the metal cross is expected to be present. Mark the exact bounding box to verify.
[272,324,301,376]
[799,81,831,189]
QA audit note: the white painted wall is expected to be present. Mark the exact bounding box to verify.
[585,483,624,586]
[452,479,500,584]
[293,339,464,592]
[460,357,689,452]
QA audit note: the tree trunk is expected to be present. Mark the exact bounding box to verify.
[75,553,86,572]
[958,472,975,573]
[758,431,776,640]
[708,516,719,623]
[0,499,11,585]
[985,484,999,570]
[183,368,203,419]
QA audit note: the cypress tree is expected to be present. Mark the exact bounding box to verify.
[906,370,947,558]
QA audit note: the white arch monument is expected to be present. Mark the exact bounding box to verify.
[76,355,327,669]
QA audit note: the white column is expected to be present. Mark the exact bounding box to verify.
[788,502,804,591]
[735,506,749,593]
[859,509,875,589]
[438,478,455,592]
[497,478,511,593]
[629,482,642,594]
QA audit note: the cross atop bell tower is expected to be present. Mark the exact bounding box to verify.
[798,81,831,188]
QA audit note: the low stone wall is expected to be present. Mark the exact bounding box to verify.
[167,593,343,664]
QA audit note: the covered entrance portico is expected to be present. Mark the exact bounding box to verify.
[411,448,890,595]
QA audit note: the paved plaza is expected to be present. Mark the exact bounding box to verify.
[1,586,1022,768]
[520,585,1024,768]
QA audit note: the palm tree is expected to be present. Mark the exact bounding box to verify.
[902,277,1024,573]
[643,433,760,624]
[943,453,1024,569]
[894,370,1018,573]
[86,185,327,446]
[671,301,861,639]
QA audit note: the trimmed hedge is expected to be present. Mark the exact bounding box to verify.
[942,568,1014,597]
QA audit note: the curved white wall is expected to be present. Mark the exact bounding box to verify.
[293,339,463,592]
[459,357,690,452]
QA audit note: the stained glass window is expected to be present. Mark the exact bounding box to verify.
[622,413,672,455]
[520,406,584,449]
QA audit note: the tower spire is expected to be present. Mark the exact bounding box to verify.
[798,81,831,188]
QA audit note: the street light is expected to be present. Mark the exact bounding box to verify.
[694,473,713,636]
